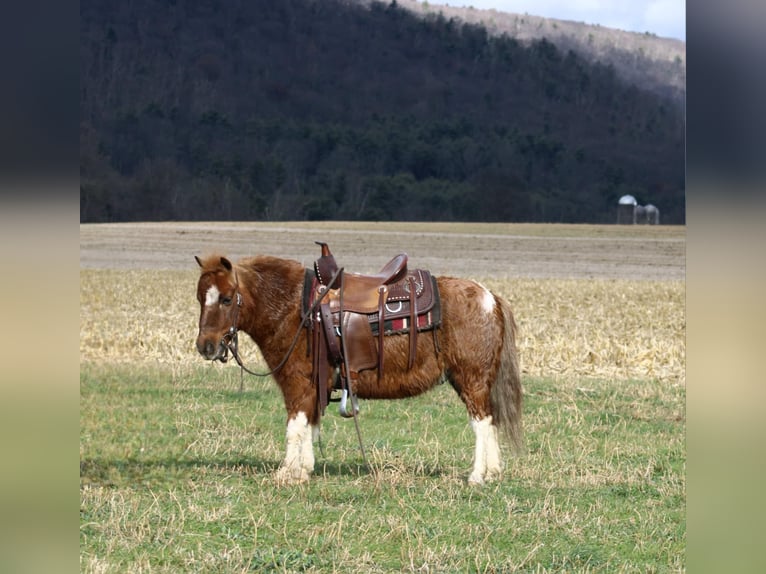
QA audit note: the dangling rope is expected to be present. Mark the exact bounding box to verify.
[337,270,370,471]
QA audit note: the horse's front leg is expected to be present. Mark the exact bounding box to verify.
[275,410,317,485]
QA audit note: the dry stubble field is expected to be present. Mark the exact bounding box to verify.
[80,221,685,382]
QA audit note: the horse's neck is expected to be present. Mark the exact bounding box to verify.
[237,258,304,349]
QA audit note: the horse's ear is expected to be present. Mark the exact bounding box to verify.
[220,257,233,271]
[195,255,203,268]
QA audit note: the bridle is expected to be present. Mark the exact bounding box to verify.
[216,291,242,363]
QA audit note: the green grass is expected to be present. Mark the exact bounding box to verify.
[80,363,684,573]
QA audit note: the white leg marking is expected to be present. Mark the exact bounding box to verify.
[205,285,220,306]
[478,284,496,314]
[469,416,501,484]
[485,423,503,481]
[301,424,316,475]
[276,412,313,484]
[468,416,491,485]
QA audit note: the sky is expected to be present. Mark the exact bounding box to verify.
[446,1,686,41]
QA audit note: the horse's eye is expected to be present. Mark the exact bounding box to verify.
[221,296,232,306]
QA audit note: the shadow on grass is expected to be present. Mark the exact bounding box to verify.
[79,456,278,487]
[80,455,444,487]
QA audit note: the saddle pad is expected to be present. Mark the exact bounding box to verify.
[369,273,441,333]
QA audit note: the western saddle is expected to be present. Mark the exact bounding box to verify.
[307,242,441,417]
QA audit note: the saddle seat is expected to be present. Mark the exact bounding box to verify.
[361,252,409,285]
[316,241,406,284]
[330,253,409,312]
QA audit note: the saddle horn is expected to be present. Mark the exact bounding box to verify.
[314,241,340,288]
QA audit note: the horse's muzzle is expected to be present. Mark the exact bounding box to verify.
[197,338,228,362]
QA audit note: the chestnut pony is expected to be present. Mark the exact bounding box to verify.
[195,252,523,485]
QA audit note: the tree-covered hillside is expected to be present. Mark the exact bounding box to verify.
[80,0,685,223]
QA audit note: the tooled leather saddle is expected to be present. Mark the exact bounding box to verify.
[305,242,441,417]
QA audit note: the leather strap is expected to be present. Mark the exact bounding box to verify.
[377,285,387,382]
[408,275,417,370]
[320,301,342,364]
[312,313,330,415]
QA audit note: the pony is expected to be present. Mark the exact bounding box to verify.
[195,251,523,485]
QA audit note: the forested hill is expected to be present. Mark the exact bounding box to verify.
[80,0,685,224]
[392,0,686,107]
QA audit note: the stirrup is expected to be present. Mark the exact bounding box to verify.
[338,389,360,418]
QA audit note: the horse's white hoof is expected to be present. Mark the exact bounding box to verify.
[274,466,310,485]
[468,472,485,486]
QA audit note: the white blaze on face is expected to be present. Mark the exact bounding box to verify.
[205,285,220,306]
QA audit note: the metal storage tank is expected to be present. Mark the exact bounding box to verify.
[617,195,637,224]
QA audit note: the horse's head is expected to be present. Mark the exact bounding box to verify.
[195,255,240,362]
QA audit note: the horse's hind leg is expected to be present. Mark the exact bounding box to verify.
[447,369,503,484]
[469,415,502,485]
[443,282,505,485]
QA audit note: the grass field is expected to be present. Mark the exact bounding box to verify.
[80,222,685,572]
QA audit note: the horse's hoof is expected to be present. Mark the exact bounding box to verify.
[274,466,310,486]
[467,473,485,486]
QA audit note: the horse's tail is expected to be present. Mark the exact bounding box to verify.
[490,296,524,453]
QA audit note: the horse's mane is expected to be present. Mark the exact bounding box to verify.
[197,253,302,278]
[238,255,303,278]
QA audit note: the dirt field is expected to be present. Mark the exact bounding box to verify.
[79,221,685,281]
